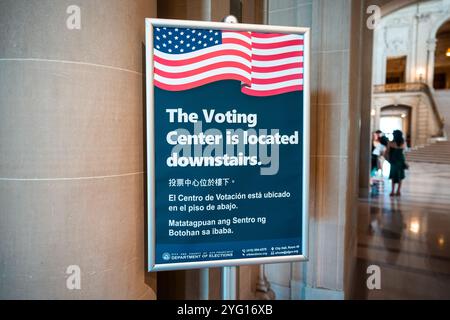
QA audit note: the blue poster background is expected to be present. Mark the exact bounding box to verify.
[154,79,304,265]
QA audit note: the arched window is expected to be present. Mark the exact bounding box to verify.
[433,20,450,90]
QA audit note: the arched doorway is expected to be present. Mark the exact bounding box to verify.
[433,20,450,90]
[379,105,412,146]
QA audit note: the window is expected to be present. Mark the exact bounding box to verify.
[386,56,407,84]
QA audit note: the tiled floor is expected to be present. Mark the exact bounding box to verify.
[353,162,450,299]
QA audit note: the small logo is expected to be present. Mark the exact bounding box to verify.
[162,252,171,261]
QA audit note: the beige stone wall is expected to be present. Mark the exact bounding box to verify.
[0,0,156,299]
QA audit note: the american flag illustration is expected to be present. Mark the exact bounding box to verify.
[153,27,304,97]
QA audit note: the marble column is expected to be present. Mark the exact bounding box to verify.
[0,0,156,299]
[264,0,365,300]
[426,38,437,88]
[359,0,377,198]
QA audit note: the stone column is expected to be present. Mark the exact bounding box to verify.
[359,1,377,198]
[0,0,156,299]
[264,0,364,300]
[426,38,437,88]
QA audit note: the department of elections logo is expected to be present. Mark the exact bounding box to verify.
[162,252,171,261]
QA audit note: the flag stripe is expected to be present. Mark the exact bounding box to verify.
[154,67,251,85]
[242,85,303,97]
[245,79,304,91]
[252,45,304,56]
[252,51,303,61]
[252,39,303,49]
[251,34,304,44]
[221,37,252,50]
[251,68,304,79]
[251,62,303,73]
[155,61,252,79]
[251,33,290,38]
[223,31,252,38]
[251,56,304,67]
[222,32,252,44]
[154,49,251,66]
[155,74,251,92]
[155,55,251,73]
[250,73,303,85]
[154,44,251,61]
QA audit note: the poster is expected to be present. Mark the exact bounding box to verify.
[146,19,310,271]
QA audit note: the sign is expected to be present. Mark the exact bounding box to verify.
[146,18,310,271]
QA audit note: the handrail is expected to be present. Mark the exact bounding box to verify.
[373,82,427,93]
[422,84,445,135]
[373,82,445,135]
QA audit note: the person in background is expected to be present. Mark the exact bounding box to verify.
[372,130,386,177]
[371,131,380,175]
[378,135,389,173]
[379,135,389,147]
[387,130,407,197]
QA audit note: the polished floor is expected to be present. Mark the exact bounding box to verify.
[354,162,450,299]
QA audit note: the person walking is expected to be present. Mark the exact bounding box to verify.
[387,130,407,197]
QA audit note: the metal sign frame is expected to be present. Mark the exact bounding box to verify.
[145,18,310,272]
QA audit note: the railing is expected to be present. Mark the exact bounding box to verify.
[373,82,428,93]
[373,82,445,135]
[422,84,445,136]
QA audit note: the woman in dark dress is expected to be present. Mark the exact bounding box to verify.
[388,130,407,197]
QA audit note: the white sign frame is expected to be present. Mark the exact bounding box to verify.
[145,18,310,272]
